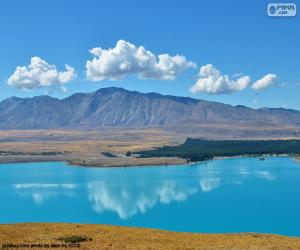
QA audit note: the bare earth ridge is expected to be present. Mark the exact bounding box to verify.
[0,223,300,250]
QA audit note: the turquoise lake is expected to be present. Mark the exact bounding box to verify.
[1,157,300,236]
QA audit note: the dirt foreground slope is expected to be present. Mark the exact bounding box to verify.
[0,223,300,250]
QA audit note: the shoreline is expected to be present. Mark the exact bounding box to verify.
[0,156,188,168]
[0,154,298,168]
[1,223,299,250]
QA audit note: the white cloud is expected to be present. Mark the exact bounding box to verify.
[60,86,68,93]
[190,64,251,94]
[252,74,277,90]
[85,40,196,81]
[7,57,76,90]
[58,64,75,83]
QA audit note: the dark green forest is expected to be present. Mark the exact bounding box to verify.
[136,139,300,162]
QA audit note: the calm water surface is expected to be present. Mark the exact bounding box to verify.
[1,157,300,236]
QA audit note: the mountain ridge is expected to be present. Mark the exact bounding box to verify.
[0,87,300,129]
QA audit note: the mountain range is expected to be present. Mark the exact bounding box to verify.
[0,87,300,129]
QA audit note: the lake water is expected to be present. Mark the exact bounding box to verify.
[1,157,300,236]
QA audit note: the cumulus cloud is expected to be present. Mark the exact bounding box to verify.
[190,64,251,94]
[7,57,75,91]
[251,73,277,90]
[86,40,196,81]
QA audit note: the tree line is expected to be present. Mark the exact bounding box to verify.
[135,138,300,162]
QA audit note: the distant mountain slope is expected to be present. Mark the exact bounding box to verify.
[0,87,300,129]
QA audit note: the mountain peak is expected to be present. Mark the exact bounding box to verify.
[95,86,129,94]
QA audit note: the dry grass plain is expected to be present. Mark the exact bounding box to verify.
[0,223,300,250]
[0,127,186,166]
[0,123,300,167]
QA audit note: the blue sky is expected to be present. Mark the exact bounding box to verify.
[0,0,299,109]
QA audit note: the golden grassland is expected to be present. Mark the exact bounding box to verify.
[0,128,181,166]
[0,223,300,250]
[0,124,299,167]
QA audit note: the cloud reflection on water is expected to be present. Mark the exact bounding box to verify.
[87,163,277,219]
[12,159,277,218]
[199,178,221,192]
[255,170,276,180]
[14,183,77,205]
[87,181,198,219]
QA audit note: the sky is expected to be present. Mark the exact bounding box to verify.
[0,0,299,109]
